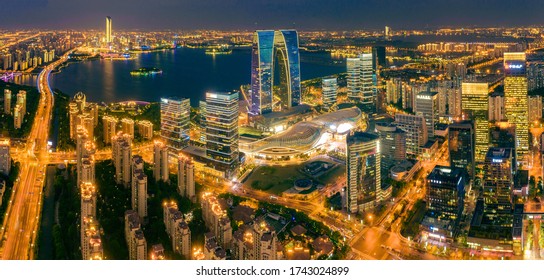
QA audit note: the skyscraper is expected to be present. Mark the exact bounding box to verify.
[394,114,428,157]
[346,131,380,213]
[250,30,301,115]
[160,97,190,153]
[322,77,338,109]
[375,122,406,184]
[504,52,528,165]
[415,91,439,138]
[461,82,489,163]
[347,53,375,112]
[205,91,240,179]
[449,121,474,180]
[106,16,112,44]
[483,148,514,209]
[372,46,386,71]
[426,166,465,222]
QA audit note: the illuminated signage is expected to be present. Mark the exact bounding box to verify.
[417,95,431,100]
[492,159,503,163]
[505,64,523,69]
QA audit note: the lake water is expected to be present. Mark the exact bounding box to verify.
[18,48,345,106]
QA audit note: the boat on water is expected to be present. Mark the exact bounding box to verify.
[205,46,232,55]
[130,67,163,76]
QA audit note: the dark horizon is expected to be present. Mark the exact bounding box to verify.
[2,0,544,31]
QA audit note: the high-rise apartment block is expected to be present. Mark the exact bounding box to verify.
[102,115,117,144]
[69,92,98,141]
[80,182,97,223]
[163,202,192,259]
[201,193,232,248]
[112,132,132,187]
[81,216,103,260]
[153,141,169,182]
[124,210,147,260]
[131,155,147,219]
[4,89,11,114]
[13,105,22,129]
[137,120,154,139]
[178,156,195,199]
[121,118,135,139]
[0,139,10,176]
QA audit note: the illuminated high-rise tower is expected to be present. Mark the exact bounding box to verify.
[250,30,301,115]
[504,52,528,165]
[461,82,489,163]
[347,53,375,113]
[346,131,380,214]
[160,97,190,153]
[205,91,239,179]
[106,16,112,44]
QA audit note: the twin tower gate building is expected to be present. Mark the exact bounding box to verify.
[250,30,301,115]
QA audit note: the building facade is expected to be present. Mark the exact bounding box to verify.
[153,141,169,182]
[0,139,10,176]
[346,131,381,213]
[449,121,475,180]
[415,91,439,139]
[347,53,375,112]
[205,91,240,179]
[461,82,489,163]
[503,52,529,165]
[250,30,301,115]
[322,77,338,109]
[160,97,190,153]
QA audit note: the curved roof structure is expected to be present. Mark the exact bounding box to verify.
[241,107,362,156]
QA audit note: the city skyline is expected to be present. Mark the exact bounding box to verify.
[3,0,544,30]
[3,1,544,264]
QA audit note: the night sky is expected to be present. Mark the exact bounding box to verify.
[1,0,544,30]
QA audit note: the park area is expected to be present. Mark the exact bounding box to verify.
[245,158,345,196]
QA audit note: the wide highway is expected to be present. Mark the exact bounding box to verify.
[0,51,72,260]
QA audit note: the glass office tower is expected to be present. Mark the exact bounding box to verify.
[250,30,301,115]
